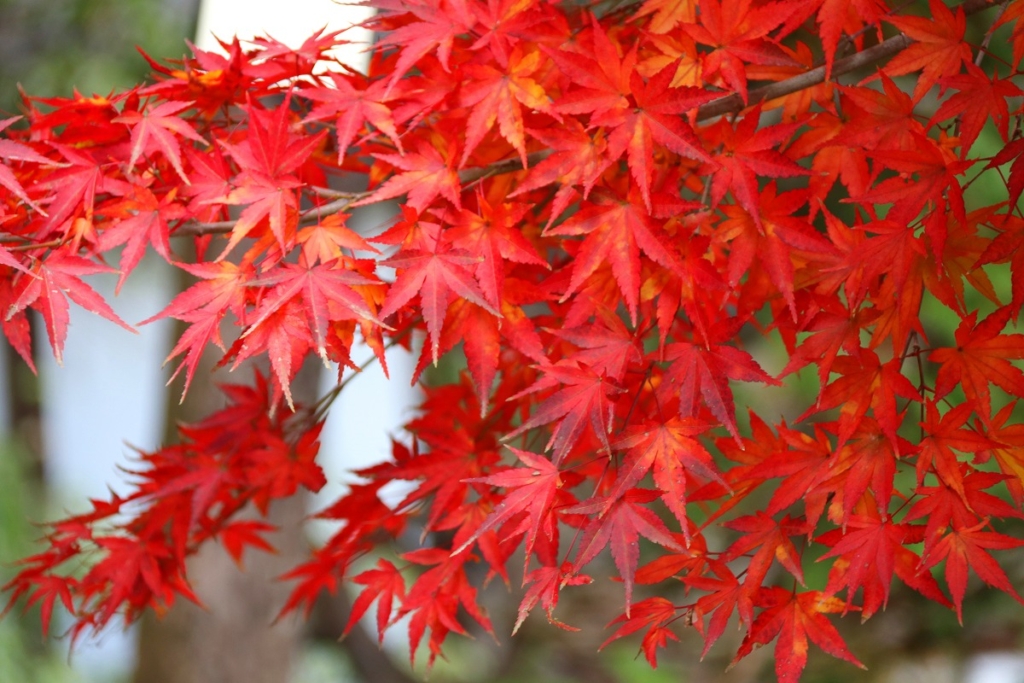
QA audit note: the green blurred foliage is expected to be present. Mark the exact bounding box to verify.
[0,0,199,115]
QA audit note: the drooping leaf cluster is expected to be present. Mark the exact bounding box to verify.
[3,0,1024,679]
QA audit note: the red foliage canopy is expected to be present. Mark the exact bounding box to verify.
[3,0,1024,679]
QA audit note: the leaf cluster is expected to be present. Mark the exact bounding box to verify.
[2,0,1024,680]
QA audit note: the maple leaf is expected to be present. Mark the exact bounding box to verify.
[856,132,971,227]
[978,402,1024,506]
[302,71,403,161]
[547,187,684,323]
[448,193,546,308]
[143,260,251,397]
[633,0,696,34]
[98,188,186,291]
[715,183,830,317]
[920,518,1024,623]
[360,138,462,211]
[218,520,276,568]
[515,561,592,634]
[216,98,327,256]
[243,256,382,365]
[374,0,473,92]
[929,306,1024,425]
[608,418,726,536]
[0,116,60,214]
[722,512,809,595]
[397,548,492,670]
[226,298,314,408]
[377,220,497,364]
[686,561,744,655]
[551,24,716,209]
[510,119,612,225]
[549,308,642,382]
[39,144,131,237]
[780,297,878,386]
[297,213,380,266]
[883,0,972,102]
[744,420,834,526]
[504,360,624,464]
[733,588,864,683]
[706,112,806,229]
[680,0,798,103]
[977,212,1024,312]
[829,418,906,522]
[905,470,1024,550]
[817,513,947,620]
[778,0,889,79]
[345,559,406,643]
[600,596,680,666]
[570,489,683,614]
[662,323,778,442]
[113,100,206,183]
[601,65,717,210]
[460,45,557,168]
[8,251,133,364]
[453,447,561,563]
[548,17,634,119]
[916,401,997,504]
[930,63,1023,156]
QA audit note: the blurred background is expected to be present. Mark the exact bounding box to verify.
[0,1,1022,682]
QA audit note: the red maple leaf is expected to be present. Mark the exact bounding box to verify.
[113,100,206,183]
[570,489,683,614]
[216,98,326,256]
[9,250,133,364]
[99,188,186,291]
[143,260,251,397]
[662,320,778,442]
[504,360,624,463]
[608,418,726,536]
[454,447,561,563]
[706,112,806,229]
[930,306,1024,425]
[733,588,864,683]
[817,513,948,619]
[377,219,497,364]
[360,138,462,211]
[930,63,1023,156]
[920,518,1024,623]
[600,596,680,666]
[460,45,557,168]
[345,559,406,643]
[301,70,403,161]
[546,187,683,323]
[680,0,798,103]
[883,0,972,102]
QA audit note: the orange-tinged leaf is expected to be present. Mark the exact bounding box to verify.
[883,0,971,102]
[460,46,557,168]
